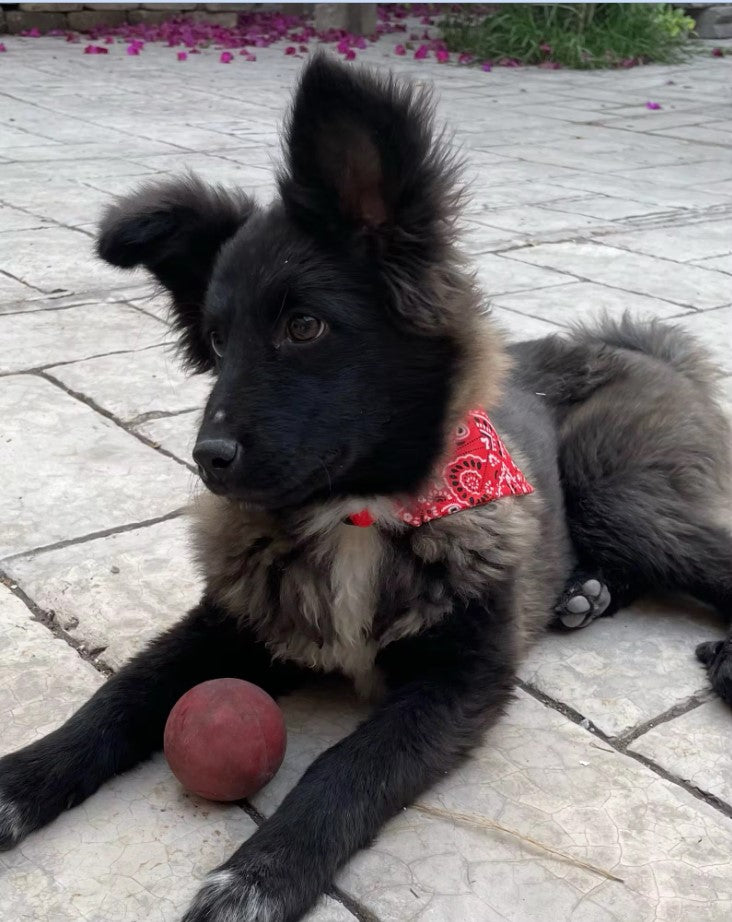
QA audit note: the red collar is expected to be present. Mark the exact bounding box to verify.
[348,407,534,528]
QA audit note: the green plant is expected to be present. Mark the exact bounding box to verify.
[441,4,696,69]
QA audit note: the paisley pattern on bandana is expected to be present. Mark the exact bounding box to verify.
[349,408,534,528]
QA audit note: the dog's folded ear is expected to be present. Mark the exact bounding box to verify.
[97,174,253,371]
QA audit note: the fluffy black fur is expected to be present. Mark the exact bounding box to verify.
[1,55,731,922]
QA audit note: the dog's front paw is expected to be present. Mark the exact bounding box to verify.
[183,867,291,922]
[0,790,28,851]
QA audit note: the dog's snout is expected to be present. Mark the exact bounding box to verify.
[193,438,240,475]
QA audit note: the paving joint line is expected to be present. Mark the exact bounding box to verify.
[0,340,173,379]
[34,368,197,473]
[517,679,732,822]
[0,508,186,565]
[0,568,113,678]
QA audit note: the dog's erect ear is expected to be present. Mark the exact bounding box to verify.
[279,55,461,290]
[97,175,253,371]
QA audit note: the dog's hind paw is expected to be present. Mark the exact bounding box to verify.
[553,574,612,631]
[696,638,732,705]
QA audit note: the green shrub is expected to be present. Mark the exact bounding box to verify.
[441,4,696,69]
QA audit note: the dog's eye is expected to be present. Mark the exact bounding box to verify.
[286,314,326,344]
[210,331,225,357]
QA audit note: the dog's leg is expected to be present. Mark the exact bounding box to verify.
[0,598,301,850]
[181,598,516,922]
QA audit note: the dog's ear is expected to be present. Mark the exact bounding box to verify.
[278,55,462,326]
[97,175,253,371]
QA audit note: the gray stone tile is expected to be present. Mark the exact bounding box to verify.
[473,254,576,298]
[0,176,113,229]
[675,306,732,375]
[520,598,724,738]
[542,195,683,221]
[548,171,732,209]
[134,410,201,464]
[47,346,211,425]
[472,204,605,238]
[506,241,732,309]
[618,159,732,187]
[460,221,522,255]
[255,689,732,922]
[2,226,134,295]
[0,375,192,558]
[491,281,692,324]
[0,302,170,373]
[629,700,732,805]
[487,306,565,341]
[693,254,732,274]
[0,272,38,303]
[0,583,102,751]
[0,204,51,233]
[605,219,732,263]
[5,518,202,672]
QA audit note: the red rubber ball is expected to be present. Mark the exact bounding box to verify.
[164,678,286,802]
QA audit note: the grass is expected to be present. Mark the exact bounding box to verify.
[440,4,696,69]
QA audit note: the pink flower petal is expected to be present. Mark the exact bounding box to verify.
[645,101,662,110]
[0,43,6,53]
[481,60,493,72]
[344,49,356,61]
[220,51,233,63]
[177,51,187,61]
[458,52,473,65]
[126,43,141,56]
[394,44,406,55]
[284,45,297,55]
[711,47,724,57]
[435,49,449,63]
[414,44,429,60]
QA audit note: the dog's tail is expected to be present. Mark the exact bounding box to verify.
[570,313,723,391]
[507,313,723,407]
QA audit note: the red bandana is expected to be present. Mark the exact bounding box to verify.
[349,408,534,528]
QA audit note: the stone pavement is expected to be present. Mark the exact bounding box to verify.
[1,27,732,922]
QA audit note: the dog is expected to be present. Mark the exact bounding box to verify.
[1,54,730,922]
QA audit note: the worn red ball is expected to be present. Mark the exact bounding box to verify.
[164,678,286,802]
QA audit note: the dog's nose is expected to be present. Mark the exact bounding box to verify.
[193,438,240,476]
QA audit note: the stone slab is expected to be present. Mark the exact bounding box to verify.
[629,699,732,804]
[506,241,732,310]
[5,517,202,672]
[255,688,732,922]
[675,305,732,375]
[473,254,576,298]
[491,280,692,325]
[47,345,211,424]
[0,375,192,558]
[0,583,103,751]
[604,218,732,264]
[134,409,200,463]
[0,302,170,373]
[488,306,565,342]
[520,598,724,739]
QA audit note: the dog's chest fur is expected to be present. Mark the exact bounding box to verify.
[192,485,556,695]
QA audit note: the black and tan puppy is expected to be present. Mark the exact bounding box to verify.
[1,55,730,922]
